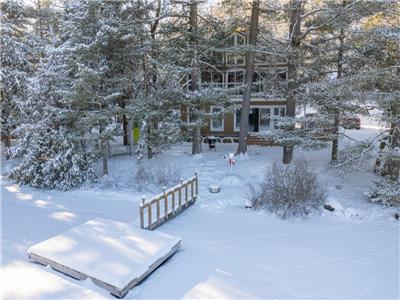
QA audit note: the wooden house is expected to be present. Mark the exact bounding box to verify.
[182,30,288,145]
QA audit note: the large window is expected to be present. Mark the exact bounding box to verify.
[235,109,241,131]
[187,107,196,123]
[234,106,286,131]
[201,72,224,88]
[259,108,271,131]
[227,71,244,92]
[211,106,224,131]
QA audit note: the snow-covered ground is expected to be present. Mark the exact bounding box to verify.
[1,122,399,299]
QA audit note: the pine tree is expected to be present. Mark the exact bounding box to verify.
[0,0,33,158]
[9,0,146,188]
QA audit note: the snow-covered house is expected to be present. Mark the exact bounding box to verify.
[182,30,288,144]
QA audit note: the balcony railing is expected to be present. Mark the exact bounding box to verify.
[200,82,265,95]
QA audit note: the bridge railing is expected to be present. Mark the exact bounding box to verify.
[139,173,198,230]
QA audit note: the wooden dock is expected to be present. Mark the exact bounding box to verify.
[27,218,181,298]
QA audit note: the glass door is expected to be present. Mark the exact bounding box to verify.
[259,108,271,131]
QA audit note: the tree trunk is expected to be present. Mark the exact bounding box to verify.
[283,0,303,164]
[331,15,345,162]
[237,0,260,155]
[192,126,202,154]
[99,125,108,175]
[389,104,400,150]
[190,0,202,154]
[147,125,153,159]
[331,112,339,162]
[123,114,128,146]
[128,118,134,155]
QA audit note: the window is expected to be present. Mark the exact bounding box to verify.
[235,108,241,131]
[229,35,235,47]
[278,71,287,81]
[187,107,196,123]
[202,72,212,84]
[211,107,224,131]
[237,34,245,46]
[236,55,245,65]
[251,72,262,93]
[227,71,244,93]
[213,73,223,87]
[259,108,271,131]
[226,53,235,65]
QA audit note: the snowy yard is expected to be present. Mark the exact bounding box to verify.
[1,128,399,299]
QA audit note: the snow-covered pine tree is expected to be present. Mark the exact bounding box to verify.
[25,0,62,63]
[0,0,33,158]
[251,1,388,162]
[299,0,388,163]
[348,2,400,206]
[9,0,146,188]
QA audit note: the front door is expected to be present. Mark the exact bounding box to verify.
[248,108,259,132]
[259,108,271,131]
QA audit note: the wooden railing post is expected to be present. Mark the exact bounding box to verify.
[179,178,183,211]
[190,178,194,202]
[195,172,198,200]
[163,186,168,218]
[172,191,175,216]
[156,199,160,225]
[140,197,145,229]
[185,181,188,206]
[147,203,152,229]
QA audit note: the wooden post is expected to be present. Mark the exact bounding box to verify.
[185,182,188,206]
[172,191,175,216]
[179,178,183,210]
[163,186,168,218]
[148,203,152,229]
[194,172,198,200]
[128,118,134,155]
[156,199,160,225]
[191,179,194,202]
[140,197,145,229]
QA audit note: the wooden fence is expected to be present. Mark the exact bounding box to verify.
[140,173,198,230]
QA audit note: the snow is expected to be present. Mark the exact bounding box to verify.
[1,121,399,299]
[27,218,181,296]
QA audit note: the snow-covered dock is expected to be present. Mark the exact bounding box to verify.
[27,218,181,298]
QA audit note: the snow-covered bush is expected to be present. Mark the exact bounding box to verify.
[368,179,400,208]
[156,166,182,188]
[8,126,96,190]
[250,160,327,219]
[136,164,155,191]
[136,164,181,191]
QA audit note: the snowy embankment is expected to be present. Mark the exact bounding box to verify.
[1,125,399,299]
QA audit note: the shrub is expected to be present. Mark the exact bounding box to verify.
[249,160,327,219]
[156,166,182,188]
[368,178,400,208]
[136,164,155,191]
[135,163,181,191]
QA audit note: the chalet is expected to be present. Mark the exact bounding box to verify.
[182,31,288,145]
